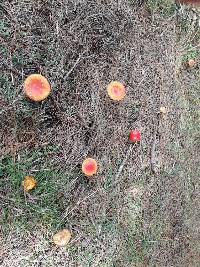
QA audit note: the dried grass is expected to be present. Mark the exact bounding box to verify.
[0,1,198,266]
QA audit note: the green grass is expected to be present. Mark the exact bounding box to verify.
[117,183,162,265]
[0,146,74,236]
[182,44,200,62]
[176,26,200,265]
[103,165,113,191]
[180,85,200,266]
[146,0,176,17]
[0,20,11,37]
[0,73,17,102]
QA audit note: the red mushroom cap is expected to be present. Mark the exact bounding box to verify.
[82,158,97,176]
[129,129,141,142]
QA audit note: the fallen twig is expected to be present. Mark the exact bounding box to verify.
[64,52,85,80]
[58,188,100,228]
[115,145,133,181]
[2,60,22,76]
[150,134,157,174]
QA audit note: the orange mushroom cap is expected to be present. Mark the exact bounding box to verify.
[82,158,97,176]
[53,229,71,247]
[107,81,126,101]
[22,176,36,191]
[24,74,51,101]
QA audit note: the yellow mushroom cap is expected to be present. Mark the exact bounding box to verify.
[22,176,36,191]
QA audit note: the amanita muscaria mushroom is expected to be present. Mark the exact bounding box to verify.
[107,81,126,101]
[82,158,97,177]
[53,229,71,247]
[129,129,141,142]
[24,74,51,101]
[22,176,36,191]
